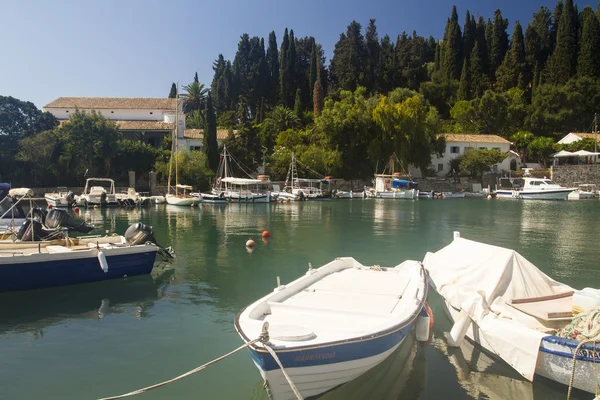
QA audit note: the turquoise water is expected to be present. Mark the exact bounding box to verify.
[0,199,597,399]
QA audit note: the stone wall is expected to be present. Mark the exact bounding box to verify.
[551,164,600,187]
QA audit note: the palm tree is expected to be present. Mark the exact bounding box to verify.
[182,81,208,115]
[186,110,205,129]
[261,106,300,151]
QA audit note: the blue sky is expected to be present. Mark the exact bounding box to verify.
[1,0,595,108]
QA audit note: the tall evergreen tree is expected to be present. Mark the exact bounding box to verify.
[284,30,298,107]
[365,19,381,93]
[279,28,290,105]
[313,58,324,116]
[380,34,396,92]
[457,59,471,100]
[293,88,303,118]
[330,21,367,91]
[463,10,476,64]
[551,1,564,50]
[489,9,509,80]
[433,40,441,72]
[496,21,526,91]
[395,32,410,86]
[470,41,488,97]
[442,6,463,80]
[204,92,219,171]
[211,55,227,114]
[266,31,280,106]
[578,7,600,78]
[168,83,177,98]
[547,0,578,84]
[524,24,540,87]
[475,16,490,76]
[308,42,318,108]
[532,6,553,70]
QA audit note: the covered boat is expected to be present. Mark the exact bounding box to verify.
[370,175,418,199]
[44,187,76,207]
[424,232,600,394]
[236,257,428,400]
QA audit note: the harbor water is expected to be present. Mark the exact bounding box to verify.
[0,199,597,399]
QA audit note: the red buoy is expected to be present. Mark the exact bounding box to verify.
[73,206,80,215]
[47,204,53,210]
[262,230,270,238]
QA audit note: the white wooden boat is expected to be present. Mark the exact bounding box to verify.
[199,193,228,204]
[372,174,418,199]
[568,183,598,200]
[496,176,573,200]
[165,185,200,206]
[351,190,365,199]
[44,187,75,207]
[441,192,465,198]
[236,257,428,400]
[150,195,166,204]
[418,191,433,199]
[424,232,600,395]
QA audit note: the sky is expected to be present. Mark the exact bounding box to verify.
[1,0,596,108]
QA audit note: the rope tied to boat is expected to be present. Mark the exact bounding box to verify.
[566,339,598,400]
[97,322,303,400]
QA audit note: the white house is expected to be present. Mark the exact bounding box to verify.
[409,134,520,178]
[558,132,600,145]
[182,129,236,151]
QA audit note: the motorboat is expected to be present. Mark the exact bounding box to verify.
[0,222,174,292]
[334,190,352,199]
[371,174,418,199]
[115,188,152,207]
[496,176,574,200]
[44,187,76,207]
[150,195,166,204]
[568,183,598,200]
[351,190,365,199]
[418,191,433,199]
[424,232,600,395]
[165,184,200,206]
[210,146,271,203]
[236,257,428,400]
[441,192,466,199]
[0,185,33,239]
[79,178,119,207]
[199,192,228,204]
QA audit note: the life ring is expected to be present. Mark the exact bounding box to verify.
[216,177,221,185]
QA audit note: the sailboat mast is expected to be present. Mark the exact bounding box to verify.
[223,146,228,190]
[175,85,179,195]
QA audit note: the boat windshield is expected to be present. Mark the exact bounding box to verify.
[543,180,555,185]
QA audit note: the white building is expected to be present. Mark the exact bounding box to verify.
[557,132,600,145]
[410,134,520,177]
[182,129,236,151]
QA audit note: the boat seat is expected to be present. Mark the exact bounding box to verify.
[267,301,391,322]
[45,245,72,253]
[268,324,316,342]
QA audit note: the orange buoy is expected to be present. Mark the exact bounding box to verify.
[262,230,270,238]
[425,302,434,329]
[47,204,53,210]
[246,238,255,247]
[73,206,80,215]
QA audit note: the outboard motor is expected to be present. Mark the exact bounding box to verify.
[100,192,107,205]
[28,208,47,224]
[124,222,156,245]
[65,191,75,204]
[45,208,94,233]
[16,219,51,241]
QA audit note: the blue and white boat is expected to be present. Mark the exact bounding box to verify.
[425,232,600,395]
[235,257,428,400]
[0,223,174,292]
[496,176,573,200]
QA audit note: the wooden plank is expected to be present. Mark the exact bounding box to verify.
[511,291,574,304]
[548,311,574,319]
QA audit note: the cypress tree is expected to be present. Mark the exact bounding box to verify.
[204,92,219,171]
[578,7,600,78]
[489,9,509,80]
[293,88,303,119]
[463,10,476,63]
[284,30,298,107]
[532,6,553,70]
[442,6,463,80]
[365,19,381,93]
[168,83,177,98]
[434,41,441,71]
[475,16,490,76]
[313,58,324,116]
[308,42,318,107]
[457,59,471,100]
[194,72,199,84]
[597,1,600,20]
[279,28,290,105]
[330,21,367,91]
[380,35,395,92]
[496,21,526,91]
[551,1,564,50]
[547,0,578,84]
[395,32,410,87]
[470,41,488,97]
[267,31,279,106]
[524,24,540,88]
[485,18,493,60]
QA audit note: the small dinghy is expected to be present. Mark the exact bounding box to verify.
[235,257,428,400]
[424,232,600,395]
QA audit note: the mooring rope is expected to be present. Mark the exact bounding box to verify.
[566,339,598,400]
[97,323,303,400]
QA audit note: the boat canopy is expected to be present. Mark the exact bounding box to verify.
[175,184,193,190]
[221,177,268,185]
[392,179,417,189]
[424,236,573,382]
[8,188,34,197]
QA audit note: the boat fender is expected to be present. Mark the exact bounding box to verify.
[426,302,434,329]
[445,309,471,347]
[246,238,255,247]
[98,250,109,273]
[262,230,270,238]
[416,307,430,342]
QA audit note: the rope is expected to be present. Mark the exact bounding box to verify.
[263,344,304,400]
[97,338,262,400]
[566,339,598,400]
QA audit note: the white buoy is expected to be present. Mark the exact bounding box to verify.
[416,310,430,341]
[98,250,109,273]
[453,231,461,240]
[445,310,471,347]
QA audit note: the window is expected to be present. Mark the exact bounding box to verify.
[149,112,153,115]
[479,146,487,150]
[492,147,501,151]
[450,146,460,154]
[438,163,444,172]
[464,146,474,152]
[111,111,114,114]
[190,146,202,151]
[66,110,69,113]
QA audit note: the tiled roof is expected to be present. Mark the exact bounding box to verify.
[58,119,173,131]
[439,133,510,144]
[44,97,177,110]
[183,129,237,141]
[572,133,600,141]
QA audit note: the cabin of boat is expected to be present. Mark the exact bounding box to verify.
[496,176,574,200]
[372,174,418,199]
[80,178,118,207]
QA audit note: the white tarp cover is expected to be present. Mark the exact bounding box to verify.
[550,150,576,158]
[573,150,600,156]
[221,177,267,185]
[423,237,573,381]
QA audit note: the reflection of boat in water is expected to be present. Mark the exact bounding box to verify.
[0,271,173,336]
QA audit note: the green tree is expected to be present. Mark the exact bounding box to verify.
[577,8,600,78]
[112,139,158,178]
[365,19,381,93]
[279,28,290,105]
[510,131,534,163]
[496,21,526,91]
[489,9,509,80]
[457,59,471,100]
[293,88,303,119]
[204,92,219,171]
[442,6,463,80]
[547,0,578,84]
[259,105,300,152]
[308,41,318,108]
[267,31,280,106]
[528,136,557,167]
[186,110,205,129]
[475,16,490,76]
[17,129,62,186]
[155,149,212,190]
[470,41,489,97]
[459,148,506,182]
[330,21,367,91]
[463,10,476,63]
[182,79,208,114]
[168,83,177,98]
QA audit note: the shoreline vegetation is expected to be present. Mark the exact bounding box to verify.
[2,0,600,190]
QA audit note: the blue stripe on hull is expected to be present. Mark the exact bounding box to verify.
[541,335,600,362]
[249,323,412,371]
[0,251,156,292]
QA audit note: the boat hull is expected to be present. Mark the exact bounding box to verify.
[248,324,412,400]
[44,195,71,208]
[496,189,573,200]
[442,300,600,394]
[165,195,199,206]
[227,192,271,203]
[200,193,228,204]
[0,245,157,292]
[375,189,418,199]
